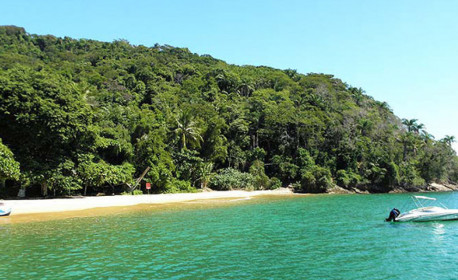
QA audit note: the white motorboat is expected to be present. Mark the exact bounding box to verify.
[0,205,11,216]
[395,195,458,222]
[0,208,11,216]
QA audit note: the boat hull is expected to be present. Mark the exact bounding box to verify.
[397,209,458,222]
[0,208,11,217]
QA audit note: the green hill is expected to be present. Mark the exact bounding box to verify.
[0,25,457,197]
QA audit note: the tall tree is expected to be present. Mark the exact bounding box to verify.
[0,138,20,187]
[402,118,424,134]
[174,111,203,151]
[441,135,456,146]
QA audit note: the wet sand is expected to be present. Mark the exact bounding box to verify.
[0,188,296,224]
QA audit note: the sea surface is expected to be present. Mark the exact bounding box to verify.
[2,192,458,279]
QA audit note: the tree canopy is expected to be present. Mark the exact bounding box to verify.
[0,25,457,197]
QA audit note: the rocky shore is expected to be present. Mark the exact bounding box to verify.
[327,182,458,194]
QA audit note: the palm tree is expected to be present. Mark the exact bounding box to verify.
[358,118,373,137]
[441,135,456,146]
[175,111,203,150]
[402,118,424,134]
[398,133,410,161]
[376,101,392,112]
[197,162,214,189]
[375,101,393,118]
[420,130,435,144]
[398,132,420,161]
[349,87,365,105]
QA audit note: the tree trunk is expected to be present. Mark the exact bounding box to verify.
[41,182,48,197]
[17,187,26,198]
[84,185,88,196]
[182,134,186,150]
[403,142,407,161]
[296,125,300,150]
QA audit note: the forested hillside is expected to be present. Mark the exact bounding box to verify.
[0,26,457,197]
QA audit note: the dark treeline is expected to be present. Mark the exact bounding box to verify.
[0,26,457,197]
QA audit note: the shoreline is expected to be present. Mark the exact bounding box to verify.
[2,183,456,224]
[0,188,296,224]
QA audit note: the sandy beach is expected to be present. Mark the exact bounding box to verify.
[0,188,295,223]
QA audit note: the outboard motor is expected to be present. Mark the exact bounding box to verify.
[385,208,400,222]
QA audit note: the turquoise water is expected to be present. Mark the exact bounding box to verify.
[2,192,458,279]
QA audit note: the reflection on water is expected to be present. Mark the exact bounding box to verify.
[433,223,445,239]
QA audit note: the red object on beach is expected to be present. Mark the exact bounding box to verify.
[146,183,151,190]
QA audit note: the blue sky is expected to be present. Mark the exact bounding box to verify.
[2,0,457,151]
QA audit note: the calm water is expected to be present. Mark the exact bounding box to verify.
[2,192,458,279]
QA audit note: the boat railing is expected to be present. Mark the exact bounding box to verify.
[411,195,448,209]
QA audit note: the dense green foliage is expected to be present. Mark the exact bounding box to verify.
[0,26,457,196]
[0,138,20,184]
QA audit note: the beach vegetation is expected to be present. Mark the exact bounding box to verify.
[209,168,255,190]
[0,138,20,188]
[0,26,457,197]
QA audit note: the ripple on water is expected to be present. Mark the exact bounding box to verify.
[2,193,458,279]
